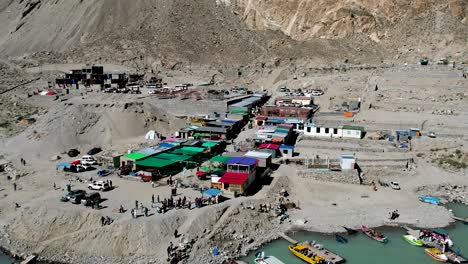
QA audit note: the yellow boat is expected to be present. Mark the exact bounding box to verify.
[425,248,448,262]
[288,244,325,264]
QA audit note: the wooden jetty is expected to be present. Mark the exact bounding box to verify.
[277,232,345,264]
[21,255,37,264]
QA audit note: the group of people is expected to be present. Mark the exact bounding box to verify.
[389,209,400,220]
[130,200,151,218]
[100,216,113,226]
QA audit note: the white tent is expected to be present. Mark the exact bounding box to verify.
[145,130,158,140]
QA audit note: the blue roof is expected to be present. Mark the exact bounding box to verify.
[203,188,223,196]
[267,118,285,124]
[139,147,160,155]
[226,157,258,166]
[159,142,175,148]
[280,144,294,150]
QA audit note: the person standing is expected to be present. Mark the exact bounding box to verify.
[101,216,105,226]
[109,180,113,189]
[13,182,17,191]
[152,194,155,204]
[135,200,138,209]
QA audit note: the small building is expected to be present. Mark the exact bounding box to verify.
[340,154,356,170]
[211,176,222,189]
[275,96,313,107]
[255,116,267,127]
[279,145,294,158]
[120,152,150,167]
[193,126,230,140]
[134,157,180,177]
[218,157,258,194]
[245,151,272,168]
[303,123,343,138]
[258,143,280,158]
[409,128,421,137]
[342,125,365,139]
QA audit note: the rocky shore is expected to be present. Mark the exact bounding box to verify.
[416,184,468,205]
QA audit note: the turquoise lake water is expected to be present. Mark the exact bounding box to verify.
[1,204,467,264]
[242,203,468,264]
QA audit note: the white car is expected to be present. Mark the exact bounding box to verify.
[148,89,157,94]
[310,90,324,96]
[390,181,401,190]
[81,155,97,165]
[88,181,111,191]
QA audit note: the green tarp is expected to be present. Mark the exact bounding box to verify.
[231,109,249,114]
[156,153,192,162]
[209,155,232,163]
[172,146,205,155]
[135,157,177,168]
[202,142,218,148]
[123,152,149,160]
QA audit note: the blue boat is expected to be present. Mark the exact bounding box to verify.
[335,234,348,243]
[418,196,440,205]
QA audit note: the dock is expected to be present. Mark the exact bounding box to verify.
[21,255,37,264]
[277,232,298,245]
[452,215,468,224]
[277,232,345,264]
[303,241,345,264]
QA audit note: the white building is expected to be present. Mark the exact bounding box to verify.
[340,154,356,170]
[302,123,364,139]
[303,123,343,138]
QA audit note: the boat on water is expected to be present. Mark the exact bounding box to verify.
[335,235,348,244]
[451,215,468,225]
[362,225,388,243]
[402,235,423,246]
[254,252,286,264]
[425,248,448,262]
[419,196,440,205]
[288,244,327,264]
[342,226,357,235]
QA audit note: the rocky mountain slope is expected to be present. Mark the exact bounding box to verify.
[0,0,466,64]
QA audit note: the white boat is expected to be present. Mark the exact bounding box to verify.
[254,252,286,264]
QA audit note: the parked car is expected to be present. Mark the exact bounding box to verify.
[75,164,94,172]
[87,147,102,156]
[148,89,157,94]
[310,90,324,96]
[81,192,101,206]
[390,181,401,190]
[88,181,111,191]
[61,189,86,202]
[81,155,97,165]
[68,149,80,157]
[428,131,436,138]
[97,169,111,177]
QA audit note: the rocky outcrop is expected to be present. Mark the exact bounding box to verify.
[226,0,467,41]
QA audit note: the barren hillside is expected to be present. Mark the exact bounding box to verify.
[0,0,466,65]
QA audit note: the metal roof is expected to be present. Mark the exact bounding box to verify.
[218,172,250,185]
[279,144,294,150]
[209,155,232,163]
[226,157,258,166]
[245,151,272,159]
[135,157,178,168]
[123,152,149,160]
[156,153,192,162]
